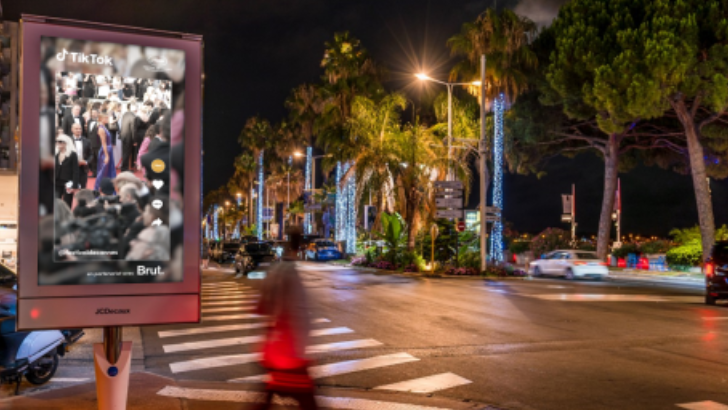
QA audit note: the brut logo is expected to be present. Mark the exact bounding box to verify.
[137,266,164,276]
[95,308,130,315]
[56,49,113,66]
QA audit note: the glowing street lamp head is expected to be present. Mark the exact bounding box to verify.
[293,151,305,157]
[471,81,482,86]
[415,73,431,81]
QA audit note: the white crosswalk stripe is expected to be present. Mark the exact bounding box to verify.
[157,318,330,339]
[677,402,728,410]
[374,372,472,393]
[203,295,258,301]
[202,313,266,322]
[163,327,355,354]
[232,353,419,383]
[201,306,256,314]
[202,300,257,306]
[202,291,255,296]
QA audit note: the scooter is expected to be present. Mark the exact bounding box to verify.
[0,292,84,394]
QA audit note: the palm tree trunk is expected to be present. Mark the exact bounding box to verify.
[405,187,418,251]
[673,98,715,262]
[596,134,619,260]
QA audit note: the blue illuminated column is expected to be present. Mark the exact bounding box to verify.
[304,147,312,234]
[335,161,347,241]
[345,163,357,254]
[213,205,219,240]
[489,93,505,262]
[257,150,264,240]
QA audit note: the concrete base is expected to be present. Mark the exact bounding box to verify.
[93,341,132,410]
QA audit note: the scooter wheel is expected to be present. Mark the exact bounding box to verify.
[26,352,59,385]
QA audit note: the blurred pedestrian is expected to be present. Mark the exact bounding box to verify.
[254,227,316,410]
[202,240,210,269]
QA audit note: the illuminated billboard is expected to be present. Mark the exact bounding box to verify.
[18,15,203,329]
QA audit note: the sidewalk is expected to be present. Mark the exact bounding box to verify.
[3,371,494,410]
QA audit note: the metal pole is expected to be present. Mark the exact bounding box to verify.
[571,184,576,244]
[103,326,121,365]
[616,178,621,243]
[447,84,453,181]
[479,54,488,272]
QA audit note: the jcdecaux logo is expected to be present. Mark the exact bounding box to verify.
[56,49,113,66]
[95,308,130,315]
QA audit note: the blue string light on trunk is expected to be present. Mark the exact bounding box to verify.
[257,150,264,240]
[490,93,505,262]
[345,163,357,254]
[304,147,312,234]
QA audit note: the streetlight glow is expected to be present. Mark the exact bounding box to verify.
[293,151,305,157]
[415,73,431,81]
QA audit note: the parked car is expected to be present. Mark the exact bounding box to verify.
[240,235,259,244]
[209,242,222,261]
[704,241,728,305]
[305,239,343,261]
[243,242,275,266]
[217,242,242,263]
[529,250,608,280]
[234,247,254,274]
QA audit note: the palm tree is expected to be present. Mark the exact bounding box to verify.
[447,8,538,102]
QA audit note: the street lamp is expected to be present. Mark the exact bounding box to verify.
[416,73,481,180]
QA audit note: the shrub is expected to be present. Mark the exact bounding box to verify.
[666,244,702,267]
[350,256,367,266]
[530,228,571,257]
[457,250,481,270]
[612,243,640,258]
[508,240,531,255]
[403,264,419,272]
[369,260,396,270]
[444,266,479,276]
[639,240,670,255]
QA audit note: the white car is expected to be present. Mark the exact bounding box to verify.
[529,250,609,280]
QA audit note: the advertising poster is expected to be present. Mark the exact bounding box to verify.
[18,16,202,329]
[41,36,185,285]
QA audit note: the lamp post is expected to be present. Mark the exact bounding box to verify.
[415,73,480,180]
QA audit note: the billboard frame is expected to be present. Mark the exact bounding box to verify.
[17,15,203,330]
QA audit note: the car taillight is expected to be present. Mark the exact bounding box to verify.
[706,262,715,277]
[599,262,608,266]
[573,261,586,265]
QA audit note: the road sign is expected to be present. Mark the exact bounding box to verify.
[484,215,500,222]
[436,210,464,219]
[484,206,501,213]
[436,198,462,208]
[434,181,463,190]
[456,220,466,232]
[436,191,463,198]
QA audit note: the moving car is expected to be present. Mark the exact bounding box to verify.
[305,239,342,261]
[705,241,728,305]
[243,242,275,266]
[530,250,608,280]
[216,242,242,263]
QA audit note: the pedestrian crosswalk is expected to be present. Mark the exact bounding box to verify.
[152,279,473,397]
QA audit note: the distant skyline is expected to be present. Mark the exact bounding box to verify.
[7,0,726,236]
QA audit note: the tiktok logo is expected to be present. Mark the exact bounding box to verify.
[56,48,113,66]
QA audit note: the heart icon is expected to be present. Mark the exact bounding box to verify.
[152,180,164,189]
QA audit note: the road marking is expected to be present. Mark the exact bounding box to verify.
[202,290,255,295]
[201,306,256,314]
[374,372,472,393]
[202,300,257,307]
[159,322,269,338]
[170,352,261,373]
[677,401,728,410]
[203,295,258,301]
[546,285,570,289]
[157,318,330,339]
[51,377,92,383]
[527,294,702,303]
[202,314,267,322]
[232,353,418,383]
[157,386,453,410]
[162,327,354,354]
[306,339,383,354]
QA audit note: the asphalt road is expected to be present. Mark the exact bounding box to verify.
[131,261,726,410]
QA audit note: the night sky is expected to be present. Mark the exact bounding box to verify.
[7,0,727,237]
